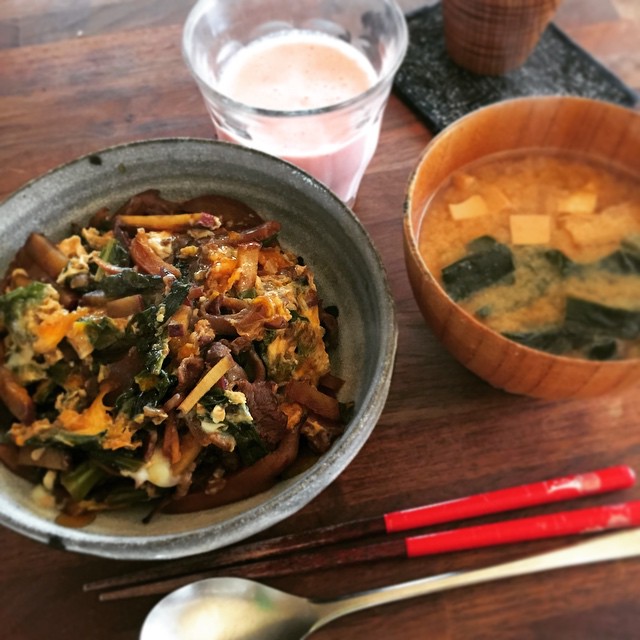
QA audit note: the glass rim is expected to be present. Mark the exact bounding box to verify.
[181,0,409,119]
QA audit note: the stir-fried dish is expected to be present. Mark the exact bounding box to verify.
[0,190,348,525]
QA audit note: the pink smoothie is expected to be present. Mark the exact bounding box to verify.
[215,30,381,203]
[218,31,376,110]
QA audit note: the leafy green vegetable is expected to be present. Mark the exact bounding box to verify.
[126,278,189,371]
[94,238,131,283]
[339,400,355,424]
[48,361,72,386]
[289,310,309,323]
[199,389,267,465]
[99,238,130,268]
[258,332,297,383]
[98,270,164,297]
[141,334,169,376]
[225,422,268,466]
[103,291,174,411]
[91,449,144,473]
[103,487,154,508]
[25,430,104,448]
[163,278,190,319]
[0,282,47,326]
[115,370,176,418]
[199,387,228,410]
[61,460,107,501]
[81,317,125,351]
[237,288,257,299]
[125,306,158,353]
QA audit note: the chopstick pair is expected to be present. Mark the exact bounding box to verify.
[86,465,638,601]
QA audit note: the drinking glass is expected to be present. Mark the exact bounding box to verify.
[182,0,408,207]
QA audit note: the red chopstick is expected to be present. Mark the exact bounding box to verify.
[85,465,635,598]
[405,500,640,556]
[385,464,636,533]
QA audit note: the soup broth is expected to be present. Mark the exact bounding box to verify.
[418,150,640,361]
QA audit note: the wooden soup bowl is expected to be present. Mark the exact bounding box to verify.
[403,96,640,400]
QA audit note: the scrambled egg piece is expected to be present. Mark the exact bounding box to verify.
[10,382,140,450]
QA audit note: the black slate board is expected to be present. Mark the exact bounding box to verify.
[393,3,639,133]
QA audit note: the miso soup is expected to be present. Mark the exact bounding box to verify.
[418,150,640,361]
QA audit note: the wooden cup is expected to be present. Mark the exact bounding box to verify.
[442,0,562,75]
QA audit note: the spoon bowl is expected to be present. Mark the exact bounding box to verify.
[141,527,640,639]
[141,577,318,640]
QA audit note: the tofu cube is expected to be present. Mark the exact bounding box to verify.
[558,191,597,214]
[448,195,489,220]
[510,215,551,245]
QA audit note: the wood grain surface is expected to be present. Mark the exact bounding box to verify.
[0,1,639,639]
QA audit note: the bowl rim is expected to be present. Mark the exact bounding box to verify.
[0,137,398,559]
[403,95,640,376]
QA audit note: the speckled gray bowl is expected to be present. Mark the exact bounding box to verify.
[0,138,397,560]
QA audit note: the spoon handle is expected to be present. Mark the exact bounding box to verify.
[312,527,640,631]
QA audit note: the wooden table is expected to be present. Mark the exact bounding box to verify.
[1,1,639,638]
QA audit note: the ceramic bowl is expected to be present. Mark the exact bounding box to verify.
[0,138,397,559]
[404,96,640,400]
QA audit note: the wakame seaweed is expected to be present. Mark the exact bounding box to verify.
[504,327,620,361]
[542,249,575,276]
[541,245,640,278]
[503,329,576,355]
[598,249,640,275]
[587,340,618,361]
[565,297,640,340]
[504,297,640,360]
[441,236,515,301]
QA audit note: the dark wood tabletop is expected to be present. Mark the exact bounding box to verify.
[1,1,639,638]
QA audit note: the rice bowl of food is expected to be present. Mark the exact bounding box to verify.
[0,138,397,559]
